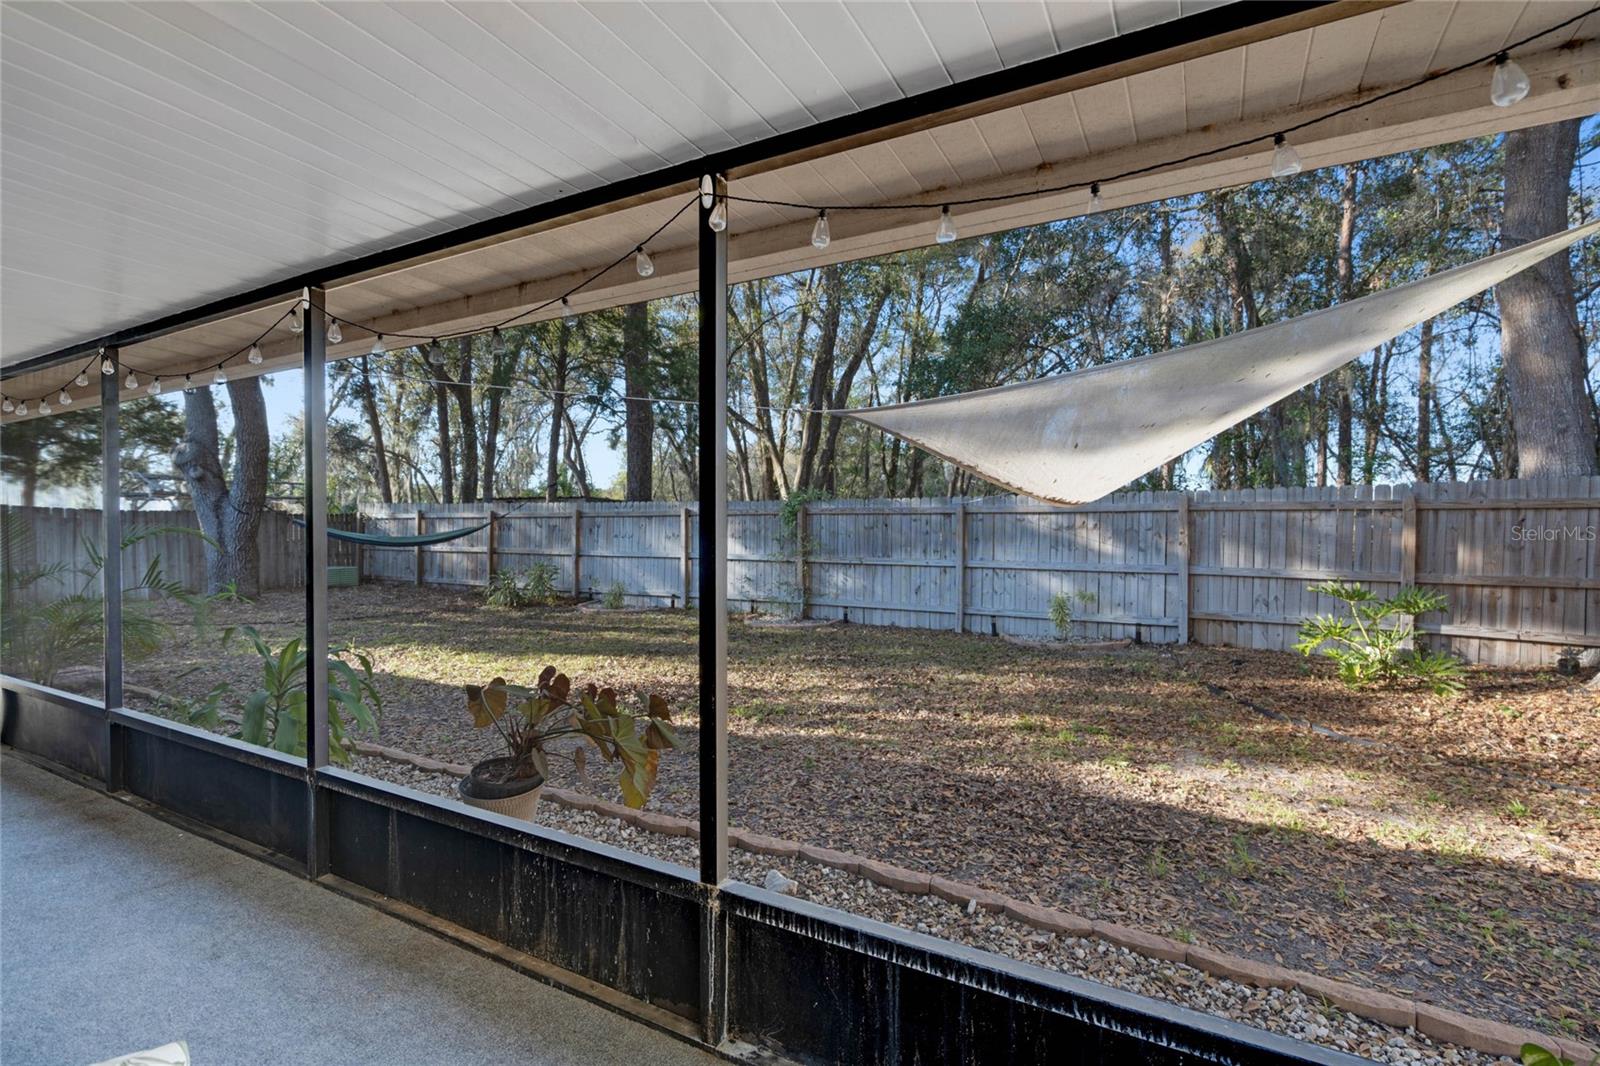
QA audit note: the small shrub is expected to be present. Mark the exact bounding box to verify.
[1294,581,1464,696]
[603,582,626,610]
[486,563,560,608]
[1049,592,1073,639]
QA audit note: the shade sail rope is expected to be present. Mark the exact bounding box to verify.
[837,220,1600,506]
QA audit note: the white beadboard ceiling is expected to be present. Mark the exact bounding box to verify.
[3,0,1598,415]
[0,0,1227,365]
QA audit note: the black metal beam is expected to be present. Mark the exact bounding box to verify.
[0,1,1341,378]
[99,348,122,715]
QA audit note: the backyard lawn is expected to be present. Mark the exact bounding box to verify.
[129,583,1599,1045]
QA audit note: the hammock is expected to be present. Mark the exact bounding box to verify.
[291,518,490,548]
[839,221,1600,505]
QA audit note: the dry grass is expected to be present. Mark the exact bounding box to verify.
[130,583,1600,1043]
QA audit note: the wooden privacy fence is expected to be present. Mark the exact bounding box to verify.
[6,478,1594,666]
[355,476,1596,667]
[0,506,358,599]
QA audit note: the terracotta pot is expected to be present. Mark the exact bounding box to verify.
[458,757,544,821]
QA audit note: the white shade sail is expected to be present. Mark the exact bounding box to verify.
[840,220,1600,505]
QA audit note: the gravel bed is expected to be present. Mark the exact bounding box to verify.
[348,756,1517,1066]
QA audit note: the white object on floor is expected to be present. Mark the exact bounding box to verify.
[763,869,799,895]
[839,220,1600,505]
[90,1041,190,1066]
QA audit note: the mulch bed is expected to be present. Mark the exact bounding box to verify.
[128,583,1600,1045]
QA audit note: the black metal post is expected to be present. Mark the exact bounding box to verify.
[303,287,330,874]
[697,175,730,1047]
[697,177,729,885]
[100,347,124,789]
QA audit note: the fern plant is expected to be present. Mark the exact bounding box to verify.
[1294,581,1463,696]
[603,582,626,609]
[1049,592,1073,639]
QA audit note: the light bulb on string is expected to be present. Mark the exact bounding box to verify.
[75,370,89,388]
[101,354,116,376]
[247,344,263,365]
[707,197,727,232]
[38,400,51,415]
[327,318,343,344]
[562,297,577,325]
[491,327,506,357]
[811,210,830,249]
[1490,53,1530,106]
[124,370,139,390]
[58,389,72,406]
[1270,133,1302,178]
[182,375,197,394]
[428,340,445,367]
[1,397,12,413]
[288,313,303,335]
[370,335,385,357]
[15,401,27,416]
[213,368,228,386]
[148,377,162,396]
[635,246,655,278]
[935,205,957,244]
[1089,183,1103,213]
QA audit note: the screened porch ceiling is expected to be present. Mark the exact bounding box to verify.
[2,0,1598,417]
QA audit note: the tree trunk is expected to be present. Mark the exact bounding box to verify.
[357,355,393,504]
[817,284,891,494]
[621,302,655,500]
[796,266,843,492]
[450,338,479,503]
[1335,166,1360,486]
[429,352,455,505]
[1415,317,1434,482]
[1498,118,1598,476]
[172,379,269,597]
[546,325,569,501]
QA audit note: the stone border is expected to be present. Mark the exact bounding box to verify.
[350,740,1597,1065]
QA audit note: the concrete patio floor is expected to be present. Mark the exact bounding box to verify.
[0,754,720,1066]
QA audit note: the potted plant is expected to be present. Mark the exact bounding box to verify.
[461,666,677,820]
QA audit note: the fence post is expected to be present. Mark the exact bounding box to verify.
[1175,494,1191,645]
[571,504,582,598]
[794,502,808,620]
[953,500,967,634]
[680,505,691,608]
[414,509,424,586]
[1400,490,1418,649]
[486,509,497,585]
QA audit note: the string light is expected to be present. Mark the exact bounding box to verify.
[288,313,303,335]
[37,400,51,415]
[213,368,228,385]
[707,197,728,232]
[248,343,264,365]
[124,369,139,390]
[491,327,507,357]
[1,397,12,413]
[327,318,343,344]
[14,401,26,416]
[100,353,115,376]
[635,246,655,278]
[811,210,830,249]
[1270,133,1303,178]
[428,339,445,366]
[370,334,385,357]
[1089,183,1104,213]
[562,297,576,324]
[147,376,162,395]
[182,374,196,394]
[58,388,72,406]
[1490,53,1531,106]
[74,370,89,388]
[935,205,957,244]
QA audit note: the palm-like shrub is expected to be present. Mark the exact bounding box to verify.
[1294,581,1463,696]
[485,563,560,608]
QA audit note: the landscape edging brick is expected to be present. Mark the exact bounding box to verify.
[351,739,1597,1064]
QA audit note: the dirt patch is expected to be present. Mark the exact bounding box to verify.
[129,584,1600,1044]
